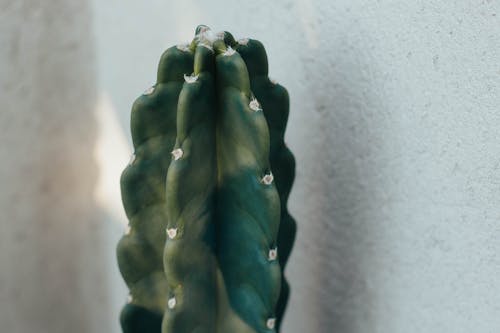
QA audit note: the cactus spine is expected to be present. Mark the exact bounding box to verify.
[118,26,296,333]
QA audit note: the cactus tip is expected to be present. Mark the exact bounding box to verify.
[127,294,133,304]
[125,225,131,235]
[176,44,190,52]
[196,25,211,35]
[196,25,218,45]
[222,46,236,57]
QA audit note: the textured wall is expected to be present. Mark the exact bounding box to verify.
[93,1,500,332]
[2,0,499,332]
[0,1,122,332]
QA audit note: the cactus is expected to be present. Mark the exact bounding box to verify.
[118,26,296,333]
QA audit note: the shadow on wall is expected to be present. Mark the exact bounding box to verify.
[302,33,389,333]
[0,1,119,332]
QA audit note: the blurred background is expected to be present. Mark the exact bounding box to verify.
[1,1,499,332]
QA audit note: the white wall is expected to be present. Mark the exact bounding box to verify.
[1,1,498,332]
[0,1,121,332]
[93,1,500,332]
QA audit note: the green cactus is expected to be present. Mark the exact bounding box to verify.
[118,26,296,333]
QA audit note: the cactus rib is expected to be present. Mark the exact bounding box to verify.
[236,38,296,331]
[214,38,281,332]
[117,46,193,332]
[162,43,218,333]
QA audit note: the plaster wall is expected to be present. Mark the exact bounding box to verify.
[1,1,498,332]
[92,1,500,332]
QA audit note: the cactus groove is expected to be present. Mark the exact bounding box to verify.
[118,25,296,333]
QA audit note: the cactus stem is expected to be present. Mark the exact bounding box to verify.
[183,73,199,83]
[167,297,176,309]
[171,148,183,160]
[249,97,262,112]
[143,86,155,95]
[166,228,178,239]
[261,172,274,185]
[266,318,276,329]
[268,247,278,261]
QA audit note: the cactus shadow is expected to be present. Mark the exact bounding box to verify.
[296,41,388,332]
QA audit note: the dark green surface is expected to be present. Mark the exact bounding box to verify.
[118,26,295,333]
[120,304,163,333]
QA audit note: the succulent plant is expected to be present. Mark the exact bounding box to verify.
[117,26,296,333]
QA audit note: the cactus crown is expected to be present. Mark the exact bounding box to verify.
[117,25,296,333]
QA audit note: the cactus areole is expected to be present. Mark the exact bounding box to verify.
[117,25,296,333]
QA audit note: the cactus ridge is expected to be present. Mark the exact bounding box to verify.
[214,38,281,332]
[162,43,218,333]
[236,39,297,331]
[117,46,194,332]
[119,26,295,333]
